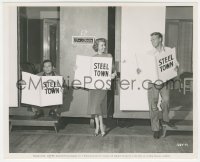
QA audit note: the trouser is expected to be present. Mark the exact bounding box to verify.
[32,106,58,116]
[148,83,170,131]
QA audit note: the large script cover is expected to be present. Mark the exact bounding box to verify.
[21,72,63,107]
[145,47,178,84]
[74,55,112,90]
[155,48,178,83]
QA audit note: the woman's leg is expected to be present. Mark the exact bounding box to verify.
[94,115,100,134]
[98,115,105,135]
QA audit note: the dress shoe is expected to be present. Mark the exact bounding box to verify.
[162,121,175,128]
[153,131,160,139]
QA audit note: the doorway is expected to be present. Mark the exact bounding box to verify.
[18,7,60,107]
[43,19,59,71]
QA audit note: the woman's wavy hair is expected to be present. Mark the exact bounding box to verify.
[92,38,107,52]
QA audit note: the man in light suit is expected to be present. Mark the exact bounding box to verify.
[148,32,179,139]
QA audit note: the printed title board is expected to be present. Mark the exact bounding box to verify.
[156,48,178,82]
[74,55,112,90]
[21,72,63,107]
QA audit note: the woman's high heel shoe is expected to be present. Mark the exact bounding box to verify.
[101,132,106,137]
[94,130,99,136]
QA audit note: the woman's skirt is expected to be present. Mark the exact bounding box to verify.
[87,89,107,116]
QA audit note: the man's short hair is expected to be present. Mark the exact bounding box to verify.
[42,60,53,67]
[150,32,163,42]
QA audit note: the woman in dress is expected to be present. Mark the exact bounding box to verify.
[88,38,117,137]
